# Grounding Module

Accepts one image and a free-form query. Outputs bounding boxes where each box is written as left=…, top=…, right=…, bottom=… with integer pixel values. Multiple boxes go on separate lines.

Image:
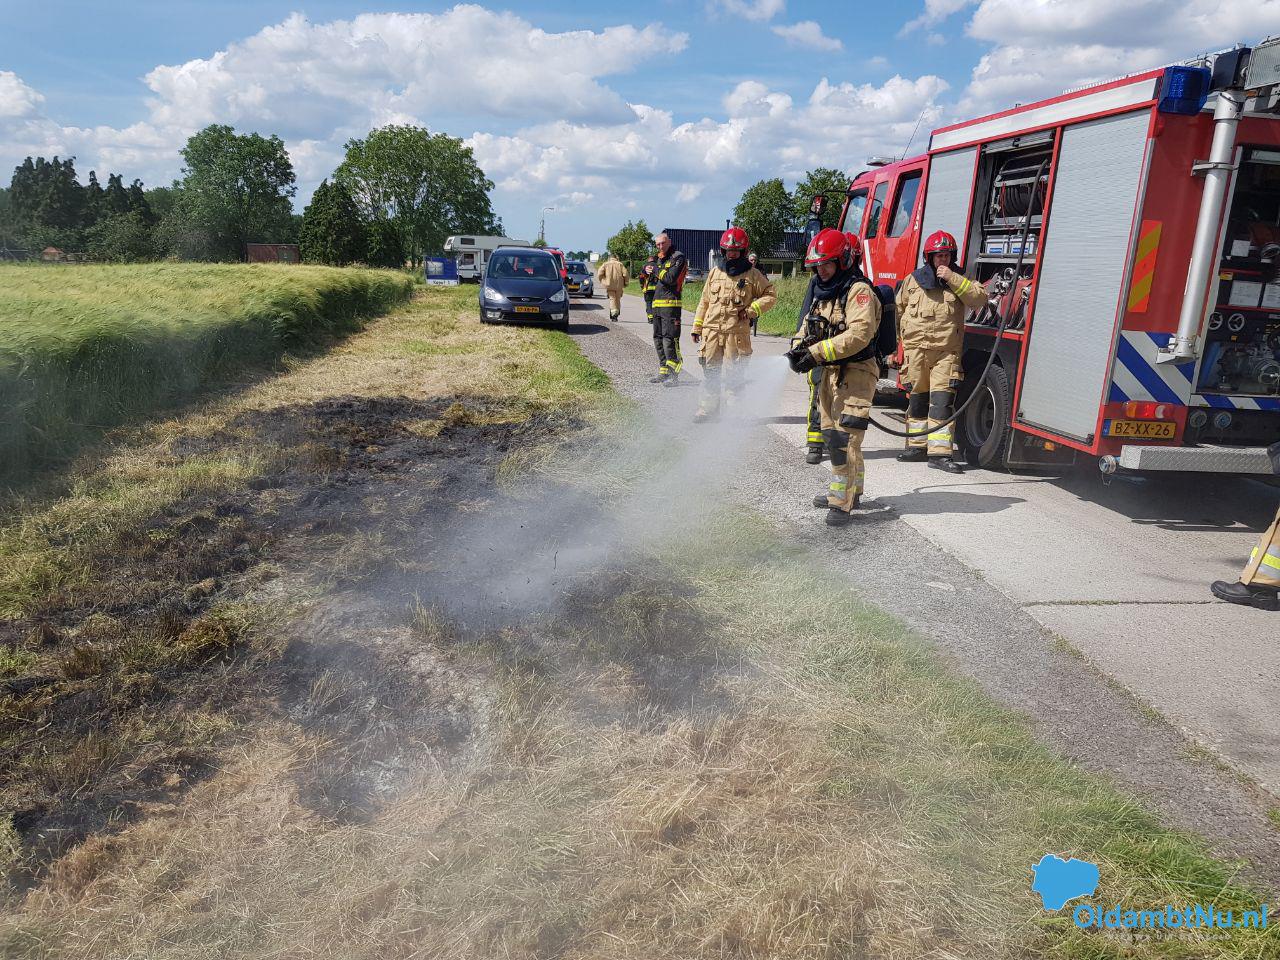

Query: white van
left=443, top=235, right=532, bottom=281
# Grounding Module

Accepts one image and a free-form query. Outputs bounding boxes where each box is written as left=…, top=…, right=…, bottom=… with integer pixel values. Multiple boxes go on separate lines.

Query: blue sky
left=2, top=1, right=1277, bottom=250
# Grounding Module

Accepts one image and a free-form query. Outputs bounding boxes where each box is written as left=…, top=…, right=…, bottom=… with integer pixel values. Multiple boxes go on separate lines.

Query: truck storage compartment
left=967, top=134, right=1052, bottom=330
left=1196, top=146, right=1280, bottom=401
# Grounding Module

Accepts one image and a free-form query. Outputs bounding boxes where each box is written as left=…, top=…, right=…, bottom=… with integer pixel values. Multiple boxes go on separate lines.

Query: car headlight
left=482, top=284, right=508, bottom=304
left=550, top=287, right=567, bottom=303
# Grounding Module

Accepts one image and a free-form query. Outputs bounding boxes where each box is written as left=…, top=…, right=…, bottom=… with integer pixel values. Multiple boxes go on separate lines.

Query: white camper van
left=443, top=235, right=532, bottom=281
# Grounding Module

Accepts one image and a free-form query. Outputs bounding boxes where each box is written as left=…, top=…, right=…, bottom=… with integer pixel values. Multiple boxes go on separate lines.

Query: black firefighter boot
left=1211, top=580, right=1280, bottom=611
left=824, top=507, right=854, bottom=527
left=929, top=456, right=965, bottom=474
left=897, top=448, right=927, bottom=463
left=805, top=443, right=825, bottom=465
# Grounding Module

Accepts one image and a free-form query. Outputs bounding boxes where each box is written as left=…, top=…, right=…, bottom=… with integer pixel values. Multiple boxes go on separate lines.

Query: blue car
left=479, top=247, right=569, bottom=332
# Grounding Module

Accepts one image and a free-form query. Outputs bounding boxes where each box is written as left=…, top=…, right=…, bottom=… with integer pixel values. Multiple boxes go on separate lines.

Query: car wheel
left=957, top=363, right=1011, bottom=469
left=556, top=318, right=570, bottom=333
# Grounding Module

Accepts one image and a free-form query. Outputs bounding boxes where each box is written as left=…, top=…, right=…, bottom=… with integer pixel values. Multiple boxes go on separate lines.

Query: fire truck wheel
left=958, top=363, right=1011, bottom=469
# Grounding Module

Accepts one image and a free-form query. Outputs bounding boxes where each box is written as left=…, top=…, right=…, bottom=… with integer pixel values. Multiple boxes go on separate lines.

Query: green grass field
left=0, top=263, right=414, bottom=481
left=625, top=274, right=809, bottom=337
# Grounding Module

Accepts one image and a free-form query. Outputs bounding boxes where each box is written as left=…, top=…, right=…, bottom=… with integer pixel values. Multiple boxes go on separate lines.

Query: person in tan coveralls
left=595, top=253, right=629, bottom=322
left=691, top=226, right=776, bottom=422
left=786, top=229, right=881, bottom=528
left=895, top=230, right=991, bottom=473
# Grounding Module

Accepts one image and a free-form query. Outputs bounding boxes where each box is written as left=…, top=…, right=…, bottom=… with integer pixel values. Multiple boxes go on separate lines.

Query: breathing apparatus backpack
left=842, top=280, right=897, bottom=364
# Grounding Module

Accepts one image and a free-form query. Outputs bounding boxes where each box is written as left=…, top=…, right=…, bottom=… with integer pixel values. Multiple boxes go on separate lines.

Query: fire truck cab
left=840, top=39, right=1280, bottom=474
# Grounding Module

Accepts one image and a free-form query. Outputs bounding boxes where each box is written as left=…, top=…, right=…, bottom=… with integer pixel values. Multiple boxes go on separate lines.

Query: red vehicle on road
left=838, top=40, right=1280, bottom=475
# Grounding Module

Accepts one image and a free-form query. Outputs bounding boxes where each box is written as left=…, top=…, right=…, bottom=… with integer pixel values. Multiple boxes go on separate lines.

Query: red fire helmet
left=923, top=230, right=958, bottom=259
left=804, top=228, right=849, bottom=268
left=720, top=226, right=749, bottom=250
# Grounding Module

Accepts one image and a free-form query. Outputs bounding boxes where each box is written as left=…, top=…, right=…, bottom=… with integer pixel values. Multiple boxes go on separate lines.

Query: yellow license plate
left=514, top=305, right=541, bottom=313
left=1103, top=419, right=1176, bottom=439
left=567, top=283, right=579, bottom=290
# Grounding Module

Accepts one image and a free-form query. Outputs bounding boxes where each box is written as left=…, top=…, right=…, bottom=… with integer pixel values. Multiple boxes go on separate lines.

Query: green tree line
left=0, top=123, right=501, bottom=267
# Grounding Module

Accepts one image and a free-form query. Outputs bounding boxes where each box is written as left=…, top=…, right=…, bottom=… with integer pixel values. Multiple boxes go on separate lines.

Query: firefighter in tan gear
left=691, top=227, right=776, bottom=422
left=595, top=252, right=628, bottom=322
left=895, top=230, right=991, bottom=473
left=786, top=229, right=881, bottom=528
left=797, top=231, right=865, bottom=464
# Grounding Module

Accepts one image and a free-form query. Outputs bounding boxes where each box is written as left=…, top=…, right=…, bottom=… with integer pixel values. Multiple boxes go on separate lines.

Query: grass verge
left=0, top=286, right=1273, bottom=958
left=0, top=263, right=414, bottom=480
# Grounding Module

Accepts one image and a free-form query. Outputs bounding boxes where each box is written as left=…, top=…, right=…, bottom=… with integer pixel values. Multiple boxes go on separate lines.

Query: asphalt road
left=565, top=291, right=1280, bottom=885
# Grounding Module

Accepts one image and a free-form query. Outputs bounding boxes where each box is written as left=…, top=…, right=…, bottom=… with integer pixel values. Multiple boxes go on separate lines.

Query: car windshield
left=568, top=262, right=586, bottom=272
left=488, top=253, right=559, bottom=280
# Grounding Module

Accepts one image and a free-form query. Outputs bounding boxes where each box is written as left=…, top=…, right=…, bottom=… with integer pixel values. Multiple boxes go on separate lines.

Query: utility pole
left=539, top=205, right=555, bottom=246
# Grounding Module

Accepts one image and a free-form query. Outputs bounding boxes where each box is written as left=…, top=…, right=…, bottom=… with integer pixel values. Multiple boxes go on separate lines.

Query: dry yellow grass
left=0, top=288, right=1273, bottom=960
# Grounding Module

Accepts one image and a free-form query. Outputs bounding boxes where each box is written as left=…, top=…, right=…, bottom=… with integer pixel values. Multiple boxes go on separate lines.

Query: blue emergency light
left=1158, top=65, right=1211, bottom=115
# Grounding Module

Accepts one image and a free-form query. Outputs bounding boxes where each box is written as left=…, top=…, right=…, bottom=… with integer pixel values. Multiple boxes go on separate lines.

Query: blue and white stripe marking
left=1108, top=332, right=1194, bottom=405
left=1192, top=393, right=1280, bottom=411
left=1108, top=330, right=1280, bottom=410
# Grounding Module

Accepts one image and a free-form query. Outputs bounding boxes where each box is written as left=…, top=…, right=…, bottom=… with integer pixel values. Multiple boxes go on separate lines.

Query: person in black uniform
left=649, top=231, right=687, bottom=385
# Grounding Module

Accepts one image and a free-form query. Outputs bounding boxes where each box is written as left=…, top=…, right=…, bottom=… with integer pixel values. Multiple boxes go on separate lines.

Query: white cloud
left=900, top=0, right=975, bottom=36
left=469, top=71, right=949, bottom=210
left=142, top=9, right=689, bottom=136
left=0, top=7, right=689, bottom=201
left=771, top=21, right=843, bottom=51
left=0, top=71, right=45, bottom=119
left=958, top=0, right=1280, bottom=114
left=710, top=0, right=786, bottom=21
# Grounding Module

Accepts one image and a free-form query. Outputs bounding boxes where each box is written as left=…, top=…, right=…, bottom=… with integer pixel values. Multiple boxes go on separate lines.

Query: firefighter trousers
left=806, top=366, right=823, bottom=447
left=697, top=324, right=751, bottom=415
left=904, top=347, right=961, bottom=455
left=818, top=357, right=878, bottom=511
left=644, top=291, right=655, bottom=323
left=606, top=287, right=623, bottom=318
left=1242, top=508, right=1280, bottom=589
left=652, top=307, right=683, bottom=377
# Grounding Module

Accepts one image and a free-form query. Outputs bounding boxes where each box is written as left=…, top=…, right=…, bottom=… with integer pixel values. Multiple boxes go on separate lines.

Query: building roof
left=661, top=227, right=806, bottom=268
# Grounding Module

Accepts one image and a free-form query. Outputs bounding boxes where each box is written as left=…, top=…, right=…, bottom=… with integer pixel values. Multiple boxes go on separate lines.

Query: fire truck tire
left=958, top=363, right=1011, bottom=469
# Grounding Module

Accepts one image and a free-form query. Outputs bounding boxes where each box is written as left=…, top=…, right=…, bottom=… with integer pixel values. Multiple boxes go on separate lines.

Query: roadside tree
left=336, top=125, right=500, bottom=269
left=365, top=217, right=407, bottom=269
left=606, top=219, right=651, bottom=268
left=167, top=125, right=297, bottom=261
left=86, top=212, right=157, bottom=262
left=733, top=179, right=793, bottom=261
left=299, top=179, right=366, bottom=266
left=9, top=156, right=86, bottom=248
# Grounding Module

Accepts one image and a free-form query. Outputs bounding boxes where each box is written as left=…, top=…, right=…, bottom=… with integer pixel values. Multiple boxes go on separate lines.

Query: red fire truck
left=839, top=39, right=1280, bottom=473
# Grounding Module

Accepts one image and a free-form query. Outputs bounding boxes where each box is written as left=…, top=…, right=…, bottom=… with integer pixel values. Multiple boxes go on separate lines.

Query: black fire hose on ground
left=862, top=157, right=1047, bottom=440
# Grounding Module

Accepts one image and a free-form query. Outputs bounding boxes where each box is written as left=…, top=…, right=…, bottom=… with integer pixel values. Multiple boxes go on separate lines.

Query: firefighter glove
left=691, top=328, right=702, bottom=344
left=786, top=344, right=818, bottom=374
